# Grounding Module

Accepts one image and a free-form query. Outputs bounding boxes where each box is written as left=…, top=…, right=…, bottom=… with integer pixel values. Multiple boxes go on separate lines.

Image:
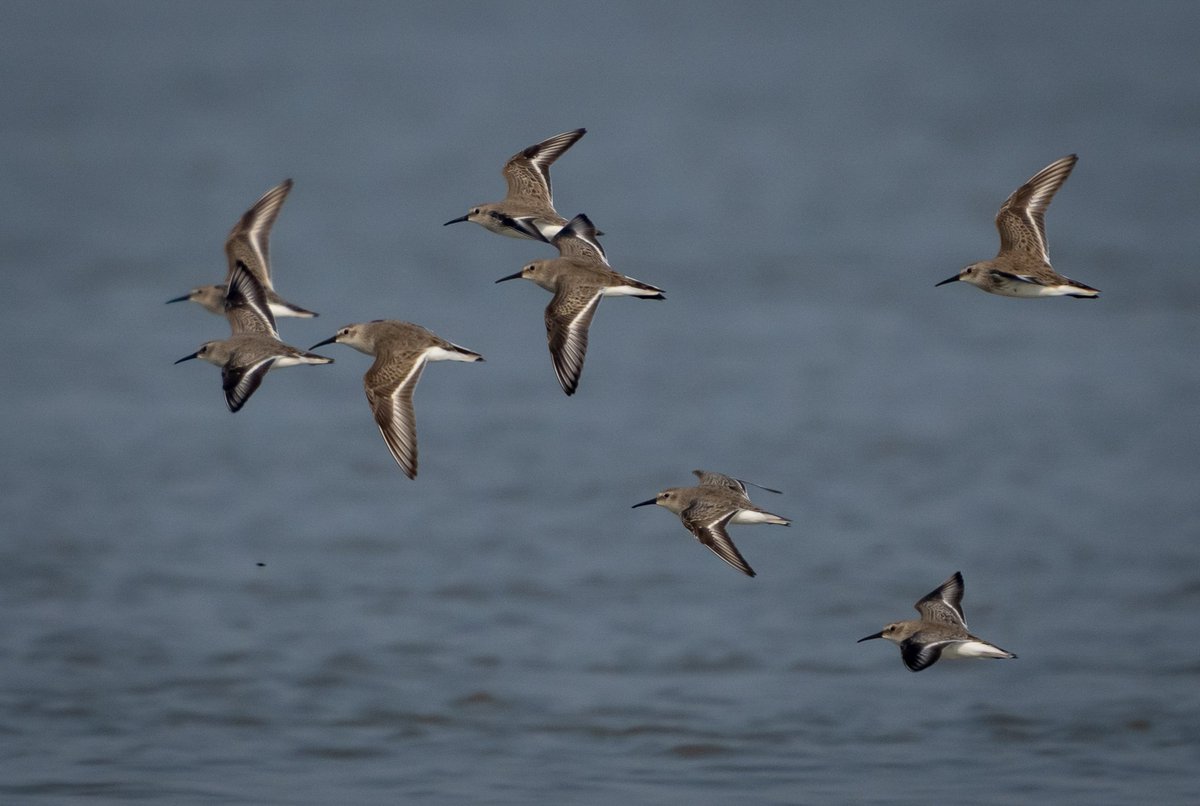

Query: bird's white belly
left=941, top=640, right=1009, bottom=660
left=729, top=509, right=777, bottom=524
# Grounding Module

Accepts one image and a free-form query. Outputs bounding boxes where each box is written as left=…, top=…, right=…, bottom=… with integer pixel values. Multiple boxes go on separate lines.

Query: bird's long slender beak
left=166, top=293, right=191, bottom=304
left=934, top=274, right=960, bottom=287
left=444, top=214, right=470, bottom=226
left=309, top=335, right=338, bottom=350
left=857, top=631, right=884, bottom=643
left=495, top=271, right=524, bottom=284
left=631, top=498, right=658, bottom=509
left=174, top=352, right=199, bottom=364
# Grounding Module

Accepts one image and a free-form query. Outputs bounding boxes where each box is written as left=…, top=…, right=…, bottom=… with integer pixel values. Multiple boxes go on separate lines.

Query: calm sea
left=2, top=2, right=1198, bottom=803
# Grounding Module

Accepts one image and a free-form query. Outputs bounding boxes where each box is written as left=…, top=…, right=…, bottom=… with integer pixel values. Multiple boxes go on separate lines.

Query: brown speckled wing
left=224, top=179, right=292, bottom=288
left=364, top=350, right=427, bottom=478
left=544, top=284, right=603, bottom=396
left=553, top=213, right=608, bottom=265
left=681, top=503, right=755, bottom=577
left=693, top=470, right=748, bottom=496
left=914, top=571, right=967, bottom=629
left=224, top=261, right=278, bottom=337
left=502, top=129, right=585, bottom=207
left=995, top=155, right=1076, bottom=262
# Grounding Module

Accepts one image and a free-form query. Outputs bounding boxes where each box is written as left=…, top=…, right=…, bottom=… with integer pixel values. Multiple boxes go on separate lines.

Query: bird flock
left=171, top=129, right=1099, bottom=671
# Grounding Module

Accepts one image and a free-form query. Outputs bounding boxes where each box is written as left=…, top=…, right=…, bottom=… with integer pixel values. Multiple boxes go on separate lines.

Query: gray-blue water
left=2, top=2, right=1199, bottom=803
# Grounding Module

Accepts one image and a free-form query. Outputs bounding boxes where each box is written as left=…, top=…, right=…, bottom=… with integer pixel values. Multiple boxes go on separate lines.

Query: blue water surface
left=1, top=2, right=1198, bottom=803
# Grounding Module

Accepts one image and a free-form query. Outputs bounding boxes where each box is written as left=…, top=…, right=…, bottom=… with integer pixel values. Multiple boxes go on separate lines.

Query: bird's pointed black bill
left=495, top=271, right=524, bottom=283
left=309, top=335, right=338, bottom=350
left=935, top=275, right=960, bottom=287
left=857, top=631, right=885, bottom=643
left=444, top=215, right=470, bottom=226
left=631, top=498, right=658, bottom=509
left=166, top=294, right=191, bottom=304
left=174, top=352, right=199, bottom=364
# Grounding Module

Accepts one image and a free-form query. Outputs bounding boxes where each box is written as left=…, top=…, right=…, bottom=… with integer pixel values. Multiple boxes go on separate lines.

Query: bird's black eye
left=471, top=208, right=480, bottom=215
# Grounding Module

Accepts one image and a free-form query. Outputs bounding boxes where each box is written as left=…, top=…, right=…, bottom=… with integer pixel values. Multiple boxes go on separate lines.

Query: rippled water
left=2, top=2, right=1199, bottom=803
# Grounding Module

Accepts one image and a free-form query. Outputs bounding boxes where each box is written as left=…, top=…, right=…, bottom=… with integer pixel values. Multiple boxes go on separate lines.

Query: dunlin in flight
left=495, top=213, right=663, bottom=395
left=936, top=155, right=1098, bottom=298
left=311, top=320, right=483, bottom=479
left=632, top=470, right=789, bottom=577
left=174, top=262, right=331, bottom=412
left=444, top=128, right=593, bottom=242
left=169, top=179, right=318, bottom=318
left=858, top=571, right=1017, bottom=672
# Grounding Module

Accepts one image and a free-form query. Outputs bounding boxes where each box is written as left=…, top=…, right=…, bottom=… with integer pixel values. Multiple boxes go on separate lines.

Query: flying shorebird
left=174, top=262, right=331, bottom=412
left=168, top=179, right=318, bottom=318
left=857, top=571, right=1017, bottom=672
left=495, top=213, right=663, bottom=396
left=935, top=155, right=1099, bottom=298
left=444, top=128, right=597, bottom=243
left=311, top=320, right=483, bottom=479
left=632, top=470, right=790, bottom=577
